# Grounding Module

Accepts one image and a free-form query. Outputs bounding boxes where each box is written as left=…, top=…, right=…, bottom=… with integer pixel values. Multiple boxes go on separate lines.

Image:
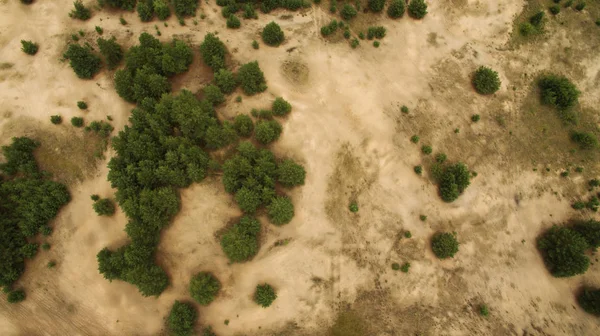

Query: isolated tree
left=341, top=4, right=357, bottom=20
left=7, top=290, right=26, bottom=303
left=439, top=163, right=470, bottom=202
left=70, top=1, right=91, bottom=21
left=199, top=33, right=227, bottom=71
left=368, top=0, right=385, bottom=12
left=168, top=301, right=197, bottom=336
left=233, top=114, right=254, bottom=137
left=254, top=284, right=277, bottom=307
left=97, top=36, right=123, bottom=69
left=63, top=44, right=101, bottom=79
left=237, top=61, right=267, bottom=95
left=220, top=216, right=261, bottom=262
left=431, top=232, right=459, bottom=259
left=539, top=74, right=580, bottom=110
left=537, top=226, right=590, bottom=277
left=408, top=0, right=428, bottom=19
left=578, top=288, right=600, bottom=316
left=21, top=40, right=38, bottom=55
left=262, top=22, right=285, bottom=46
left=387, top=0, right=405, bottom=18
left=472, top=66, right=501, bottom=95
left=214, top=68, right=237, bottom=94
left=277, top=159, right=305, bottom=187
left=93, top=198, right=116, bottom=216
left=268, top=196, right=294, bottom=225
left=50, top=115, right=62, bottom=124
left=272, top=97, right=292, bottom=116
left=255, top=120, right=282, bottom=144
left=190, top=272, right=221, bottom=305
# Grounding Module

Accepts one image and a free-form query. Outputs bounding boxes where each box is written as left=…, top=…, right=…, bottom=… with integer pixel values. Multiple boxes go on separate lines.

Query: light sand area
left=1, top=0, right=600, bottom=335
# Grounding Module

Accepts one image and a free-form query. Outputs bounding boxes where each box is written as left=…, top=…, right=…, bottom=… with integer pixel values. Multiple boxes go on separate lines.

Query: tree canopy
left=537, top=226, right=590, bottom=277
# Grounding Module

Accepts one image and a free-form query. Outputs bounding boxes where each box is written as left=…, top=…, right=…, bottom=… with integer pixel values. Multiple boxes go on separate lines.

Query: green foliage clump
left=575, top=2, right=586, bottom=11
left=414, top=165, right=422, bottom=175
left=42, top=243, right=50, bottom=251
left=172, top=0, right=199, bottom=17
left=233, top=115, right=254, bottom=137
left=262, top=22, right=285, bottom=46
left=539, top=74, right=580, bottom=113
left=367, top=26, right=386, bottom=40
left=63, top=44, right=101, bottom=79
left=255, top=120, right=282, bottom=144
left=537, top=226, right=590, bottom=277
left=50, top=115, right=62, bottom=125
left=471, top=114, right=480, bottom=122
left=88, top=120, right=114, bottom=137
left=190, top=272, right=221, bottom=305
left=21, top=243, right=38, bottom=259
left=77, top=101, right=87, bottom=109
left=237, top=61, right=267, bottom=95
left=391, top=263, right=400, bottom=270
left=480, top=304, right=489, bottom=317
left=0, top=137, right=70, bottom=289
left=400, top=262, right=410, bottom=272
left=101, top=0, right=137, bottom=10
left=252, top=40, right=259, bottom=49
left=168, top=301, right=197, bottom=336
left=350, top=38, right=359, bottom=49
left=154, top=0, right=171, bottom=20
left=268, top=196, right=295, bottom=225
left=578, top=288, right=600, bottom=316
left=95, top=26, right=103, bottom=35
left=221, top=216, right=261, bottom=262
left=227, top=15, right=241, bottom=29
left=97, top=36, right=123, bottom=70
left=70, top=1, right=91, bottom=21
left=254, top=283, right=277, bottom=307
left=472, top=66, right=501, bottom=95
left=408, top=0, right=428, bottom=19
left=438, top=163, right=470, bottom=202
left=570, top=131, right=598, bottom=149
left=137, top=1, right=154, bottom=22
left=435, top=153, right=447, bottom=163
left=7, top=290, right=26, bottom=303
left=215, top=69, right=237, bottom=94
left=204, top=85, right=225, bottom=106
left=421, top=145, right=432, bottom=155
left=549, top=5, right=560, bottom=15
left=21, top=40, right=38, bottom=55
left=244, top=3, right=258, bottom=19
left=368, top=0, right=385, bottom=12
left=277, top=159, right=306, bottom=187
left=93, top=198, right=116, bottom=216
left=341, top=4, right=357, bottom=20
left=572, top=220, right=600, bottom=249
left=410, top=135, right=419, bottom=143
left=349, top=202, right=358, bottom=213
left=71, top=117, right=84, bottom=127
left=431, top=232, right=459, bottom=259
left=272, top=97, right=292, bottom=116
left=387, top=0, right=405, bottom=18
left=321, top=20, right=339, bottom=37
left=373, top=41, right=380, bottom=48
left=529, top=11, right=545, bottom=30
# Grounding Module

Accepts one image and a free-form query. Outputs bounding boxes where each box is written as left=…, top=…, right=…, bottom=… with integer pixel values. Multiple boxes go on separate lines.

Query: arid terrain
left=1, top=0, right=600, bottom=335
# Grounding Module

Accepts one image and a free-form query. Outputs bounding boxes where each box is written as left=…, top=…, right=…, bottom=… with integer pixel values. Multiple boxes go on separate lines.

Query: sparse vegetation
left=321, top=20, right=339, bottom=37
left=71, top=117, right=84, bottom=127
left=168, top=301, right=197, bottom=336
left=400, top=262, right=410, bottom=272
left=410, top=135, right=419, bottom=143
left=480, top=304, right=490, bottom=317
left=349, top=202, right=358, bottom=213
left=367, top=26, right=386, bottom=40
left=471, top=114, right=480, bottom=122
left=431, top=232, right=459, bottom=259
left=538, top=74, right=580, bottom=111
left=190, top=272, right=220, bottom=305
left=472, top=66, right=501, bottom=95
left=570, top=131, right=598, bottom=149
left=549, top=5, right=560, bottom=15
left=227, top=14, right=241, bottom=29
left=341, top=4, right=357, bottom=20
left=21, top=40, right=38, bottom=55
left=254, top=283, right=277, bottom=307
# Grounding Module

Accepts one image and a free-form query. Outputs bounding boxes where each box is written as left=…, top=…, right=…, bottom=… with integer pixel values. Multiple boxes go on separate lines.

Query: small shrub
left=472, top=66, right=501, bottom=95
left=119, top=17, right=127, bottom=25
left=47, top=261, right=56, bottom=268
left=367, top=26, right=386, bottom=40
left=71, top=117, right=84, bottom=127
left=63, top=44, right=101, bottom=79
left=277, top=159, right=306, bottom=187
left=570, top=131, right=598, bottom=149
left=349, top=202, right=358, bottom=213
left=401, top=105, right=409, bottom=113
left=480, top=304, right=489, bottom=317
left=237, top=61, right=267, bottom=95
left=431, top=232, right=459, bottom=259
left=233, top=115, right=254, bottom=137
left=387, top=0, right=405, bottom=18
left=373, top=41, right=380, bottom=48
left=329, top=0, right=337, bottom=13
left=244, top=3, right=258, bottom=19
left=172, top=0, right=199, bottom=17
left=435, top=153, right=447, bottom=163
left=77, top=101, right=88, bottom=109
left=50, top=115, right=62, bottom=124
left=391, top=262, right=400, bottom=270
left=575, top=2, right=586, bottom=11
left=272, top=97, right=292, bottom=116
left=42, top=243, right=50, bottom=251
left=262, top=22, right=285, bottom=46
left=590, top=179, right=600, bottom=187
left=408, top=0, right=428, bottom=19
left=7, top=290, right=25, bottom=303
left=537, top=226, right=589, bottom=277
left=538, top=74, right=580, bottom=110
left=95, top=26, right=103, bottom=35
left=21, top=243, right=38, bottom=259
left=577, top=288, right=600, bottom=316
left=419, top=215, right=427, bottom=221
left=471, top=114, right=480, bottom=122
left=255, top=120, right=282, bottom=144
left=400, top=262, right=410, bottom=273
left=190, top=272, right=221, bottom=305
left=549, top=5, right=560, bottom=15
left=214, top=69, right=237, bottom=94
left=341, top=4, right=357, bottom=20
left=519, top=22, right=536, bottom=36
left=97, top=36, right=123, bottom=70
left=350, top=38, right=359, bottom=49
left=252, top=40, right=259, bottom=49
left=321, top=20, right=339, bottom=37
left=421, top=145, right=432, bottom=155
left=404, top=231, right=412, bottom=239
left=268, top=196, right=295, bottom=225
left=410, top=135, right=419, bottom=143
left=560, top=171, right=569, bottom=177
left=21, top=40, right=38, bottom=55
left=93, top=198, right=115, bottom=216
left=414, top=165, right=422, bottom=175
left=529, top=11, right=545, bottom=29
left=40, top=225, right=53, bottom=236
left=227, top=14, right=241, bottom=29
left=343, top=30, right=351, bottom=39
left=70, top=1, right=91, bottom=21
left=168, top=301, right=197, bottom=336
left=254, top=284, right=277, bottom=307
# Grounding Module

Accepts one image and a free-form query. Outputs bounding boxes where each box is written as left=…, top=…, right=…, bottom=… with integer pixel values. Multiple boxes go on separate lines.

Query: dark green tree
left=70, top=1, right=91, bottom=21
left=97, top=36, right=124, bottom=70
left=21, top=40, right=38, bottom=55
left=341, top=4, right=357, bottom=20
left=189, top=272, right=221, bottom=305
left=220, top=216, right=261, bottom=262
left=539, top=74, right=580, bottom=110
left=137, top=1, right=154, bottom=22
left=199, top=33, right=227, bottom=71
left=472, top=66, right=501, bottom=95
left=408, top=0, right=428, bottom=19
left=93, top=198, right=116, bottom=216
left=237, top=61, right=267, bottom=95
left=387, top=0, right=405, bottom=18
left=63, top=44, right=102, bottom=79
left=254, top=283, right=277, bottom=307
left=577, top=288, right=600, bottom=316
left=154, top=0, right=171, bottom=20
left=277, top=159, right=305, bottom=187
left=172, top=0, right=198, bottom=17
left=439, top=163, right=470, bottom=202
left=214, top=68, right=237, bottom=94
left=262, top=22, right=285, bottom=46
left=368, top=0, right=385, bottom=12
left=268, top=196, right=294, bottom=225
left=255, top=120, right=282, bottom=144
left=431, top=232, right=459, bottom=259
left=537, top=226, right=590, bottom=277
left=168, top=301, right=197, bottom=336
left=272, top=97, right=292, bottom=116
left=203, top=85, right=225, bottom=106
left=233, top=115, right=254, bottom=137
left=7, top=290, right=26, bottom=303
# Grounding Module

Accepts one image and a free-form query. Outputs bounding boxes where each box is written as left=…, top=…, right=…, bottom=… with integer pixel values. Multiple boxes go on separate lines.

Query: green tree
left=214, top=69, right=237, bottom=94
left=203, top=85, right=225, bottom=106
left=70, top=1, right=91, bottom=20
left=262, top=22, right=285, bottom=46
left=472, top=66, right=501, bottom=95
left=277, top=159, right=305, bottom=187
left=268, top=196, right=294, bottom=225
left=572, top=220, right=600, bottom=249
left=172, top=0, right=198, bottom=17
left=21, top=40, right=38, bottom=55
left=71, top=117, right=84, bottom=127
left=255, top=120, right=282, bottom=144
left=199, top=33, right=227, bottom=71
left=387, top=0, right=405, bottom=18
left=233, top=115, right=254, bottom=137
left=537, top=226, right=590, bottom=277
left=50, top=115, right=62, bottom=124
left=577, top=288, right=600, bottom=316
left=254, top=284, right=277, bottom=307
left=137, top=1, right=154, bottom=22
left=97, top=36, right=124, bottom=69
left=431, top=232, right=459, bottom=259
left=237, top=61, right=267, bottom=95
left=189, top=272, right=221, bottom=305
left=439, top=163, right=470, bottom=202
left=272, top=97, right=292, bottom=116
left=408, top=0, right=428, bottom=19
left=341, top=4, right=357, bottom=20
left=570, top=131, right=598, bottom=150
left=93, top=198, right=116, bottom=216
left=227, top=14, right=241, bottom=28
left=20, top=243, right=38, bottom=259
left=220, top=216, right=261, bottom=262
left=168, top=301, right=197, bottom=336
left=154, top=0, right=171, bottom=20
left=539, top=74, right=580, bottom=110
left=7, top=290, right=26, bottom=303
left=63, top=44, right=101, bottom=79
left=368, top=0, right=385, bottom=12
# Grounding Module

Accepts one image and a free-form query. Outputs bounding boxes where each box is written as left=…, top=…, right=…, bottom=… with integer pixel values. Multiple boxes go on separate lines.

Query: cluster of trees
left=367, top=26, right=386, bottom=40
left=571, top=131, right=598, bottom=150
left=217, top=0, right=309, bottom=14
left=438, top=163, right=471, bottom=202
left=0, top=137, right=70, bottom=301
left=114, top=33, right=192, bottom=103
left=431, top=232, right=459, bottom=259
left=520, top=11, right=545, bottom=36
left=321, top=20, right=340, bottom=37
left=537, top=221, right=600, bottom=277
left=472, top=66, right=501, bottom=95
left=137, top=0, right=172, bottom=22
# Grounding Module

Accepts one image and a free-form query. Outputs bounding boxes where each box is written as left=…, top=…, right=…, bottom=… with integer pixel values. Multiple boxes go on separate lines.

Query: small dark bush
left=215, top=69, right=237, bottom=94
left=190, top=272, right=221, bottom=305
left=268, top=196, right=294, bottom=225
left=42, top=243, right=50, bottom=251
left=321, top=20, right=339, bottom=37
left=255, top=120, right=282, bottom=144
left=391, top=262, right=400, bottom=270
left=400, top=262, right=410, bottom=272
left=21, top=40, right=38, bottom=55
left=420, top=215, right=427, bottom=221
left=350, top=38, right=359, bottom=49
left=530, top=11, right=545, bottom=29
left=63, top=44, right=101, bottom=79
left=7, top=290, right=25, bottom=303
left=168, top=301, right=197, bottom=336
left=549, top=5, right=560, bottom=15
left=237, top=61, right=267, bottom=95
left=575, top=2, right=586, bottom=11
left=341, top=4, right=358, bottom=20
left=431, top=232, right=459, bottom=259
left=233, top=115, right=254, bottom=137
left=367, top=26, right=386, bottom=39
left=410, top=135, right=419, bottom=143
left=368, top=0, right=385, bottom=12
left=262, top=22, right=285, bottom=46
left=95, top=26, right=103, bottom=35
left=50, top=115, right=62, bottom=124
left=137, top=2, right=153, bottom=22
left=519, top=22, right=536, bottom=36
left=435, top=153, right=447, bottom=164
left=572, top=201, right=585, bottom=210
left=254, top=284, right=277, bottom=307
left=252, top=40, right=259, bottom=49
left=272, top=97, right=292, bottom=116
left=349, top=202, right=358, bottom=213
left=572, top=220, right=600, bottom=249
left=414, top=165, right=422, bottom=175
left=21, top=243, right=38, bottom=259
left=227, top=15, right=241, bottom=29
left=244, top=3, right=258, bottom=19
left=471, top=114, right=480, bottom=122
left=537, top=226, right=589, bottom=277
left=93, top=198, right=115, bottom=216
left=570, top=131, right=597, bottom=149
left=154, top=0, right=171, bottom=20
left=480, top=305, right=489, bottom=317
left=408, top=0, right=427, bottom=19
left=539, top=74, right=580, bottom=110
left=343, top=29, right=351, bottom=39
left=70, top=1, right=91, bottom=21
left=472, top=66, right=501, bottom=95
left=220, top=216, right=261, bottom=262
left=388, top=0, right=405, bottom=18
left=439, top=163, right=471, bottom=202
left=77, top=101, right=87, bottom=109
left=421, top=145, right=432, bottom=155
left=373, top=41, right=380, bottom=48
left=71, top=117, right=84, bottom=127
left=577, top=288, right=600, bottom=316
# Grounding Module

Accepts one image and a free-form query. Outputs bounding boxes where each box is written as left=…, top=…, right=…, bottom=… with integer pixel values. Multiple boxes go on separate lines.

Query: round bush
left=190, top=272, right=221, bottom=305
left=237, top=61, right=267, bottom=95
left=235, top=187, right=262, bottom=213
left=168, top=301, right=197, bottom=336
left=408, top=0, right=428, bottom=19
left=277, top=159, right=306, bottom=187
left=272, top=97, right=292, bottom=116
left=538, top=74, right=580, bottom=110
left=93, top=198, right=115, bottom=216
left=537, top=226, right=590, bottom=277
left=439, top=163, right=470, bottom=203
left=268, top=196, right=294, bottom=225
left=63, top=44, right=101, bottom=79
left=387, top=0, right=405, bottom=18
left=255, top=120, right=282, bottom=144
left=137, top=2, right=154, bottom=22
left=203, top=84, right=225, bottom=106
left=220, top=216, right=261, bottom=262
left=227, top=14, right=241, bottom=29
left=340, top=4, right=357, bottom=20
left=431, top=232, right=459, bottom=259
left=570, top=131, right=598, bottom=150
left=7, top=290, right=26, bottom=303
left=21, top=40, right=38, bottom=55
left=233, top=114, right=254, bottom=137
left=71, top=117, right=84, bottom=127
left=154, top=0, right=171, bottom=20
left=215, top=69, right=237, bottom=94
left=472, top=66, right=501, bottom=95
left=254, top=283, right=277, bottom=307
left=50, top=115, right=62, bottom=125
left=368, top=0, right=385, bottom=12
left=262, top=22, right=284, bottom=46
left=577, top=288, right=600, bottom=316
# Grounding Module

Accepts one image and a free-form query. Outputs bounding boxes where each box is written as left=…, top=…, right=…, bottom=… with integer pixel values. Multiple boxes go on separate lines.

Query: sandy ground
left=1, top=0, right=600, bottom=335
